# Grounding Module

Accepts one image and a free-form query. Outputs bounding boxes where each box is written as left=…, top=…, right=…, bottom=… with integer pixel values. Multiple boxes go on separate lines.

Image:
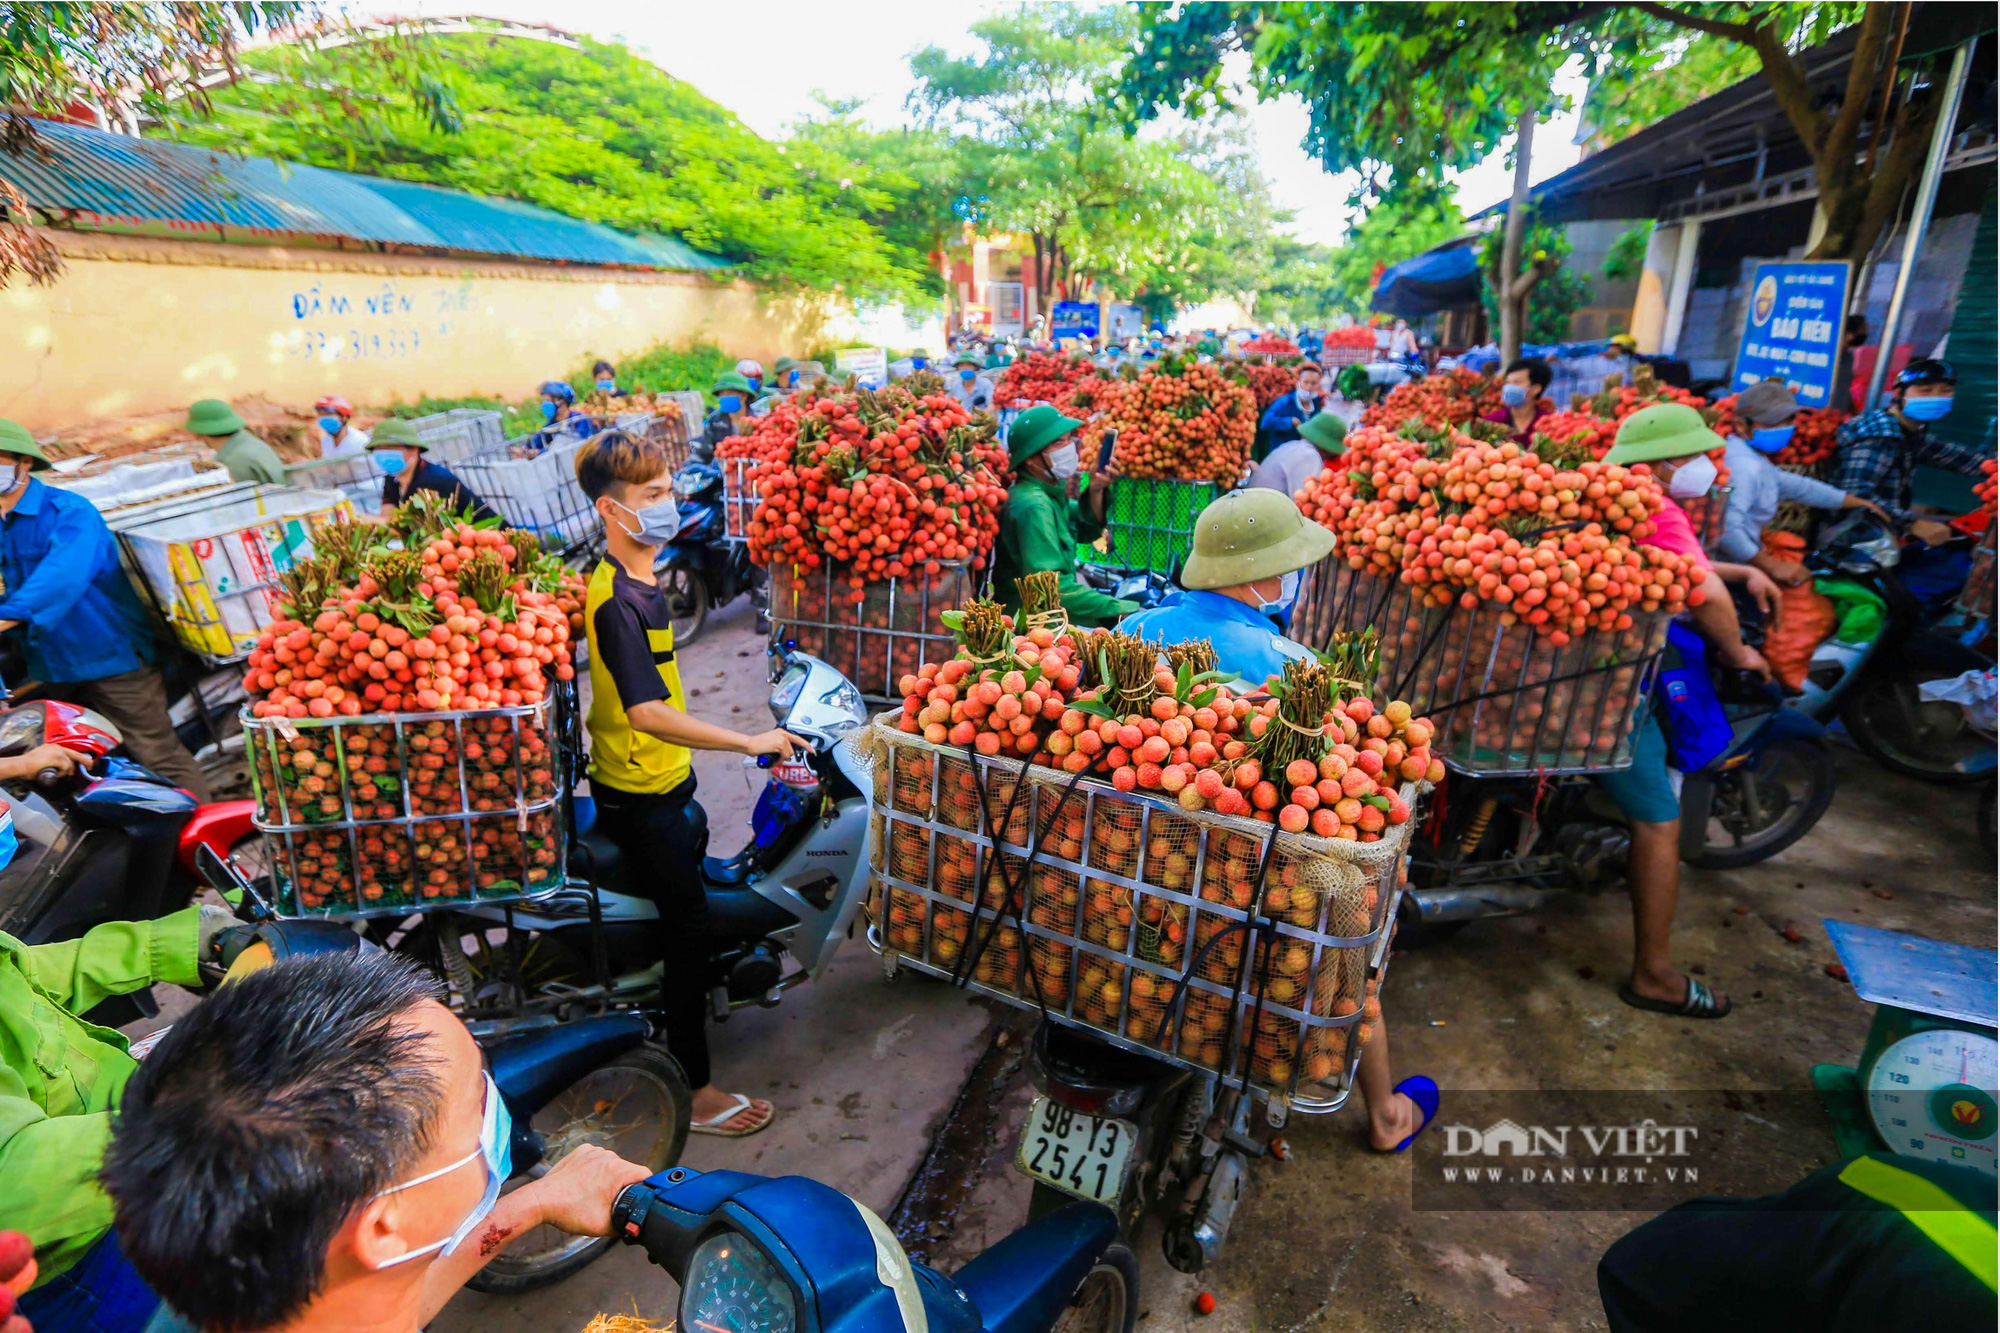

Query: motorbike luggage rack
left=866, top=721, right=1419, bottom=1115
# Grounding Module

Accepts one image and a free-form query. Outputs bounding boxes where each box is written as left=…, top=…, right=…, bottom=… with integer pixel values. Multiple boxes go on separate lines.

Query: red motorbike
left=0, top=694, right=257, bottom=1024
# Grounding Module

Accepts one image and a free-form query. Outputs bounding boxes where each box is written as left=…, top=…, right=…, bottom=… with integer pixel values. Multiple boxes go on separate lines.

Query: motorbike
left=613, top=1165, right=1136, bottom=1333
left=0, top=689, right=260, bottom=1024
left=368, top=653, right=876, bottom=1037
left=656, top=458, right=762, bottom=646
left=1791, top=512, right=1993, bottom=785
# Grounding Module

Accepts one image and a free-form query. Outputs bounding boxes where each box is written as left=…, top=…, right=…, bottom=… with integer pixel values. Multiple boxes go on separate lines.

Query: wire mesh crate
left=1678, top=483, right=1733, bottom=554
left=1320, top=347, right=1374, bottom=368
left=1287, top=559, right=1400, bottom=656
left=721, top=455, right=757, bottom=542
left=244, top=698, right=564, bottom=917
left=1375, top=580, right=1668, bottom=775
left=766, top=561, right=975, bottom=702
left=113, top=486, right=354, bottom=664
left=864, top=719, right=1414, bottom=1111
left=1077, top=477, right=1218, bottom=576
left=453, top=434, right=598, bottom=556
left=403, top=408, right=505, bottom=464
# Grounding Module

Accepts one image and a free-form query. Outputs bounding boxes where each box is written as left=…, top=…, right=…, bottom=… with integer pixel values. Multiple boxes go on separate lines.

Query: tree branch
left=1747, top=19, right=1835, bottom=160
left=1823, top=1, right=1895, bottom=173
left=1628, top=2, right=1757, bottom=44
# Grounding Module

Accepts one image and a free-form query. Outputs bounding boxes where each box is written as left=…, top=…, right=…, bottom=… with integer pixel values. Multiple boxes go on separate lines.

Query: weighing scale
left=1812, top=921, right=1997, bottom=1177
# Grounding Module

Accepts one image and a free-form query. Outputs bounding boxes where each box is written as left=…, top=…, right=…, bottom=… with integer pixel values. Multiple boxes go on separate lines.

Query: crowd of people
left=0, top=329, right=1989, bottom=1332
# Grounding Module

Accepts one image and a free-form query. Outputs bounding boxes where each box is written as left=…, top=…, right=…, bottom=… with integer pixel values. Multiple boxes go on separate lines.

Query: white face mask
left=1666, top=453, right=1718, bottom=499
left=1256, top=570, right=1301, bottom=615
left=1045, top=443, right=1080, bottom=481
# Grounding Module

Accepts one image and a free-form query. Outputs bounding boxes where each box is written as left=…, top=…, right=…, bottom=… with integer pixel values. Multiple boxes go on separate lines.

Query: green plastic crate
left=1077, top=477, right=1218, bottom=576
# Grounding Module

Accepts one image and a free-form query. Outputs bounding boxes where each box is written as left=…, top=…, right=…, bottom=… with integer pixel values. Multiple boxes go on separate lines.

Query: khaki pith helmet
left=1181, top=488, right=1336, bottom=590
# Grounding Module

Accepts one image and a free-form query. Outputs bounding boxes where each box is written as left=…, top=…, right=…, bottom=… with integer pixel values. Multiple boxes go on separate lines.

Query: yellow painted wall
left=0, top=230, right=833, bottom=432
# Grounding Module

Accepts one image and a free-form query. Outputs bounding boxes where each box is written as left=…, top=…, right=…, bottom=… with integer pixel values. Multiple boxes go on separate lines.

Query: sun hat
left=184, top=399, right=245, bottom=437
left=1181, top=488, right=1336, bottom=591
left=1299, top=413, right=1348, bottom=457
left=366, top=418, right=426, bottom=450
left=1006, top=404, right=1083, bottom=470
left=0, top=419, right=50, bottom=469
left=1603, top=403, right=1723, bottom=466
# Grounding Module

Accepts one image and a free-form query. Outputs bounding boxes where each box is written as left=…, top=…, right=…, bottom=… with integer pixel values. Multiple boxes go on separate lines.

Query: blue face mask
left=785, top=370, right=798, bottom=386
left=960, top=368, right=976, bottom=383
left=1749, top=423, right=1795, bottom=454
left=718, top=393, right=744, bottom=414
left=745, top=378, right=762, bottom=394
left=595, top=379, right=615, bottom=394
left=376, top=450, right=408, bottom=476
left=318, top=415, right=345, bottom=436
left=1902, top=394, right=1953, bottom=422
left=541, top=401, right=559, bottom=423
left=371, top=1072, right=511, bottom=1268
left=1501, top=383, right=1529, bottom=408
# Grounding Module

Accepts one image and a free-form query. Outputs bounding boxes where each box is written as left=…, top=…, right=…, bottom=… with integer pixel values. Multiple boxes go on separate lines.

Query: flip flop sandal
left=690, top=1093, right=776, bottom=1138
left=1619, top=977, right=1733, bottom=1019
left=1378, top=1075, right=1440, bottom=1154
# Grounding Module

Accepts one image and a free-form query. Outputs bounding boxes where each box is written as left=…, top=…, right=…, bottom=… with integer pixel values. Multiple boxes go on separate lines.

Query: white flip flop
left=690, top=1092, right=776, bottom=1138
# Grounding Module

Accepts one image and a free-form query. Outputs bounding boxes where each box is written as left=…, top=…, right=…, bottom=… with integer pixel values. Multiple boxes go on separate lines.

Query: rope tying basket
left=863, top=714, right=1420, bottom=1114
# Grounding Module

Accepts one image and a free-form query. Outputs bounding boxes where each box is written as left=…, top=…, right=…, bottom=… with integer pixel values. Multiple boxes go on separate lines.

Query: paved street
left=431, top=598, right=1995, bottom=1332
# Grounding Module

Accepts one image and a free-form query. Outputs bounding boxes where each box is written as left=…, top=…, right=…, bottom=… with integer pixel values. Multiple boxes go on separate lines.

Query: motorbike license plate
left=1014, top=1096, right=1135, bottom=1204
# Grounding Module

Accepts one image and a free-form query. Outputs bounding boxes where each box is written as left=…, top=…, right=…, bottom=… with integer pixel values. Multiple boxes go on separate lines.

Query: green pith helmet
left=1604, top=402, right=1723, bottom=465
left=1181, top=488, right=1336, bottom=591
left=774, top=356, right=797, bottom=374
left=955, top=351, right=982, bottom=369
left=366, top=417, right=426, bottom=450
left=0, top=419, right=50, bottom=470
left=1299, top=413, right=1348, bottom=457
left=713, top=371, right=756, bottom=395
left=1006, top=404, right=1082, bottom=470
left=185, top=398, right=245, bottom=436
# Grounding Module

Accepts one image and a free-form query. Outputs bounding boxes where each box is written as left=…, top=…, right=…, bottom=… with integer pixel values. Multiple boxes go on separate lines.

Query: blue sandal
left=1383, top=1075, right=1439, bottom=1153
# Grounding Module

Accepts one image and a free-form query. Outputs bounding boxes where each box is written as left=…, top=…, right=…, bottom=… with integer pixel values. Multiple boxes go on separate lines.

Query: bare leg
left=1624, top=819, right=1726, bottom=1008
left=1356, top=1018, right=1417, bottom=1150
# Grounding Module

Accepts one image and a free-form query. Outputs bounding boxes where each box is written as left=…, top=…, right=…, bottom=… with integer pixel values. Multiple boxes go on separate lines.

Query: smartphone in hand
left=1096, top=427, right=1117, bottom=473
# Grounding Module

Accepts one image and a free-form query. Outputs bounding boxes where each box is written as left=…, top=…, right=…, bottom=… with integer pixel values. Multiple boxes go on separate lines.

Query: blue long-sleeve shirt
left=0, top=479, right=157, bottom=682
left=1258, top=391, right=1320, bottom=447
left=1119, top=589, right=1313, bottom=692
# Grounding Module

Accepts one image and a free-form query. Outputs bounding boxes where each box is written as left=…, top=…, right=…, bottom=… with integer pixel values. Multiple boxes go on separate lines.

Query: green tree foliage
left=1480, top=218, right=1590, bottom=346
left=1121, top=2, right=1940, bottom=266
left=1600, top=220, right=1654, bottom=283
left=1326, top=190, right=1467, bottom=315
left=154, top=27, right=934, bottom=299
left=909, top=5, right=1268, bottom=312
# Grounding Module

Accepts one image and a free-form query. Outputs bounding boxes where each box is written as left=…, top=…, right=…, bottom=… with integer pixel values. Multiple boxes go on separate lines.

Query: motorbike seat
left=569, top=830, right=795, bottom=937
left=569, top=826, right=631, bottom=896
left=705, top=883, right=798, bottom=941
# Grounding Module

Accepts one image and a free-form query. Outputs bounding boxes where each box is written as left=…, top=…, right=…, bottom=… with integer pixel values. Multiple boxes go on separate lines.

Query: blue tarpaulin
left=1371, top=245, right=1482, bottom=318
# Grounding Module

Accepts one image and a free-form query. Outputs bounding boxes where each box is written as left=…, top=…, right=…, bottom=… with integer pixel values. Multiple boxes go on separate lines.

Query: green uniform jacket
left=992, top=476, right=1138, bottom=628
left=210, top=428, right=287, bottom=485
left=0, top=907, right=201, bottom=1285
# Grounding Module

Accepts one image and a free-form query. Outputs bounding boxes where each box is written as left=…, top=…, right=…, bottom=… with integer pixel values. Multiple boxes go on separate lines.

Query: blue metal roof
left=0, top=117, right=730, bottom=271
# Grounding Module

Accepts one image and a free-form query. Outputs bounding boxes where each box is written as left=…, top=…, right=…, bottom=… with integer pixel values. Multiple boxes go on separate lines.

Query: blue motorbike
left=657, top=458, right=762, bottom=646
left=612, top=1166, right=1137, bottom=1333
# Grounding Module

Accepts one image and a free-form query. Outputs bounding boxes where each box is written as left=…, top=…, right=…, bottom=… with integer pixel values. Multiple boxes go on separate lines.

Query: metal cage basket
left=766, top=560, right=977, bottom=703
left=865, top=718, right=1414, bottom=1112
left=722, top=455, right=757, bottom=543
left=453, top=434, right=598, bottom=555
left=244, top=697, right=564, bottom=917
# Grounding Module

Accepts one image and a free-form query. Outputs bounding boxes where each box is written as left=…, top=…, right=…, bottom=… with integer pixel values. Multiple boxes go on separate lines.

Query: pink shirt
left=1644, top=498, right=1704, bottom=560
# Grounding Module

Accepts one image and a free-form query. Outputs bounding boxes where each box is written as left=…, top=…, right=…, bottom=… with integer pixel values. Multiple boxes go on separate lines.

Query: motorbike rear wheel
left=660, top=563, right=710, bottom=646
left=466, top=1044, right=691, bottom=1294
left=1684, top=738, right=1836, bottom=869
left=1841, top=669, right=1993, bottom=785
left=1051, top=1242, right=1139, bottom=1333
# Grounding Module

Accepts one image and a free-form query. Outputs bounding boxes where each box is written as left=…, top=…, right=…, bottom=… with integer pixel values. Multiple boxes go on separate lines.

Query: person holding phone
left=992, top=405, right=1137, bottom=628
left=949, top=352, right=995, bottom=412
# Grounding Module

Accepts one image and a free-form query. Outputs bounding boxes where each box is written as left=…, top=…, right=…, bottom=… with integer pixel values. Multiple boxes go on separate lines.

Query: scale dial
left=1866, top=1026, right=1998, bottom=1177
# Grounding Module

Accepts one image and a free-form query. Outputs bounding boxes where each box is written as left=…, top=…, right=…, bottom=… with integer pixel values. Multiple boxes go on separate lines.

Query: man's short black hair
left=592, top=359, right=616, bottom=377
left=1296, top=363, right=1322, bottom=378
left=103, top=953, right=448, bottom=1333
left=1504, top=357, right=1553, bottom=392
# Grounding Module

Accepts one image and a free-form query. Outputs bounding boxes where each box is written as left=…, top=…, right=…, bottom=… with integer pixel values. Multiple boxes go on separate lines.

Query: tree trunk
left=1496, top=107, right=1536, bottom=363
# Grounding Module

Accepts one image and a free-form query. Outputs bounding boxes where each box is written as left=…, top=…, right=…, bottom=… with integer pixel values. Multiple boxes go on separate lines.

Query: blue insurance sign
left=1731, top=261, right=1851, bottom=409
left=1051, top=300, right=1099, bottom=340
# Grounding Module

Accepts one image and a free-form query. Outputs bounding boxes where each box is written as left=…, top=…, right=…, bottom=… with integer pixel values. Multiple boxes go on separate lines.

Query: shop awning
left=1371, top=245, right=1483, bottom=318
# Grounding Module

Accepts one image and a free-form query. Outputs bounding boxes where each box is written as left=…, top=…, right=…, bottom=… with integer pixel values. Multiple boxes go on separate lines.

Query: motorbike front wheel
left=1684, top=738, right=1836, bottom=869
left=1841, top=669, right=1993, bottom=785
left=659, top=563, right=710, bottom=646
left=1051, top=1242, right=1139, bottom=1333
left=466, top=1044, right=692, bottom=1294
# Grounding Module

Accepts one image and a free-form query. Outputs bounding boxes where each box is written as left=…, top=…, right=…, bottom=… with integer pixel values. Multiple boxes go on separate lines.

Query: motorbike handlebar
left=34, top=767, right=60, bottom=787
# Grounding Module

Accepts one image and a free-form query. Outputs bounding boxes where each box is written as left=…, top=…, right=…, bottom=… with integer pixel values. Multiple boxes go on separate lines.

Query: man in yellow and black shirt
left=577, top=431, right=808, bottom=1138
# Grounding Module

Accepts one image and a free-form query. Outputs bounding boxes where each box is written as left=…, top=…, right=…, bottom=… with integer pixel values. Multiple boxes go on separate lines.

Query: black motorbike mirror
left=194, top=841, right=279, bottom=922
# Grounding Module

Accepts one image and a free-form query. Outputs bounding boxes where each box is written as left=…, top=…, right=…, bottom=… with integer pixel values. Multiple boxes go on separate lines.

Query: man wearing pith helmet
left=0, top=418, right=211, bottom=798
left=1120, top=487, right=1444, bottom=1155
left=990, top=404, right=1136, bottom=628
